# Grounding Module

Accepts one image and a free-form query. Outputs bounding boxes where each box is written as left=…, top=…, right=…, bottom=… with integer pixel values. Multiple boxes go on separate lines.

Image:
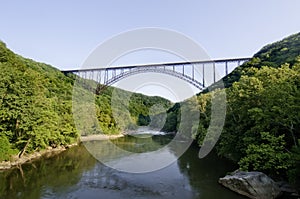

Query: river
left=0, top=130, right=246, bottom=199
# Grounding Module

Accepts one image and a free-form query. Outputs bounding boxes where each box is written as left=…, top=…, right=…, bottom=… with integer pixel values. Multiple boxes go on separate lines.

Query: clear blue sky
left=1, top=0, right=300, bottom=70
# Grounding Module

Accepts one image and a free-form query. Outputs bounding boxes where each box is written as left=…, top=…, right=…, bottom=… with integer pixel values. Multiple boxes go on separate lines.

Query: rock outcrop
left=219, top=170, right=281, bottom=199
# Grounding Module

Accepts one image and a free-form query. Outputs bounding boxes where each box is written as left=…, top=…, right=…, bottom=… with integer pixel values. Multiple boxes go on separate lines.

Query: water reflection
left=0, top=134, right=246, bottom=199
left=83, top=133, right=191, bottom=173
left=177, top=144, right=246, bottom=198
left=0, top=146, right=97, bottom=199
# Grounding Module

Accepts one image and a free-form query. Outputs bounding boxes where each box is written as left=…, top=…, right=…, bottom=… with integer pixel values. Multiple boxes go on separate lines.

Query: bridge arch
left=97, top=66, right=204, bottom=93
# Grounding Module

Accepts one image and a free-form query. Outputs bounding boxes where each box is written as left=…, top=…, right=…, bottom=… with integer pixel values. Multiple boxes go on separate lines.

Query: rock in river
left=219, top=170, right=281, bottom=199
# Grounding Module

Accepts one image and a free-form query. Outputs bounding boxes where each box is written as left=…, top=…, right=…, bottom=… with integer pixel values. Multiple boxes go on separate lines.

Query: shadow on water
left=0, top=135, right=247, bottom=199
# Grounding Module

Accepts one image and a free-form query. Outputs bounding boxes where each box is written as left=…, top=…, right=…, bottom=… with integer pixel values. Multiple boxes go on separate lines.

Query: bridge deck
left=62, top=57, right=251, bottom=73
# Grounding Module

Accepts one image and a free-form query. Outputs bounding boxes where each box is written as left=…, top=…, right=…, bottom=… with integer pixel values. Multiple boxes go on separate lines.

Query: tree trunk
left=18, top=138, right=31, bottom=158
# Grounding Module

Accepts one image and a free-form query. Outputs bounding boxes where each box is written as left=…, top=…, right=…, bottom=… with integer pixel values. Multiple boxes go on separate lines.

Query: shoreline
left=0, top=143, right=78, bottom=171
left=0, top=130, right=169, bottom=171
left=0, top=133, right=125, bottom=171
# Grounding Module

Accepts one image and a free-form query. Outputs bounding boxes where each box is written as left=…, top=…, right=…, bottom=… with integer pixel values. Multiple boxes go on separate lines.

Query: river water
left=0, top=131, right=246, bottom=199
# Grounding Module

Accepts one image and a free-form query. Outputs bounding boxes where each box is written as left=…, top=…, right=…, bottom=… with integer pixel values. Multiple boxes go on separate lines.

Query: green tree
left=239, top=132, right=291, bottom=174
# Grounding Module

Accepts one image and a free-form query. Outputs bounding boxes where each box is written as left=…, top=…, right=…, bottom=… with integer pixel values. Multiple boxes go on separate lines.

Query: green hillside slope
left=0, top=41, right=171, bottom=161
left=223, top=32, right=300, bottom=88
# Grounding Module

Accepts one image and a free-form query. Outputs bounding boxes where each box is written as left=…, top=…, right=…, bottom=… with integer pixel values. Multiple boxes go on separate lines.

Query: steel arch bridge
left=62, top=58, right=250, bottom=93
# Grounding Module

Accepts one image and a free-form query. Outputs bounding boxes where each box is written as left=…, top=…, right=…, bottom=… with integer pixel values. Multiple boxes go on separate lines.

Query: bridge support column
left=225, top=61, right=228, bottom=76
left=213, top=62, right=216, bottom=83
left=202, top=64, right=205, bottom=87
left=192, top=65, right=194, bottom=80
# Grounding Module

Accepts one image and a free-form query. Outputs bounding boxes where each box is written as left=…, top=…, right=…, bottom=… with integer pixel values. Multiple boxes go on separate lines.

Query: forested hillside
left=164, top=32, right=300, bottom=187
left=0, top=41, right=77, bottom=161
left=0, top=41, right=171, bottom=162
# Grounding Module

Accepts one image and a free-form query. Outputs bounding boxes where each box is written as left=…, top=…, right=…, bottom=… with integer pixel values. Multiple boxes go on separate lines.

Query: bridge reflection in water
left=63, top=58, right=250, bottom=93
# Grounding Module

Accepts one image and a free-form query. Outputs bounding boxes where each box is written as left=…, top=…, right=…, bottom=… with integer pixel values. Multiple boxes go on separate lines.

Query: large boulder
left=219, top=171, right=281, bottom=199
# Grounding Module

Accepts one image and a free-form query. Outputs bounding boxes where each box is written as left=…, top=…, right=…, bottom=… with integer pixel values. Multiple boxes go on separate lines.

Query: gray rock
left=219, top=170, right=281, bottom=199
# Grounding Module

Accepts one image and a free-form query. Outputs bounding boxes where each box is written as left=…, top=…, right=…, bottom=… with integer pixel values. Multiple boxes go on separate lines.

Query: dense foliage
left=0, top=41, right=78, bottom=161
left=219, top=64, right=300, bottom=181
left=0, top=41, right=171, bottom=161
